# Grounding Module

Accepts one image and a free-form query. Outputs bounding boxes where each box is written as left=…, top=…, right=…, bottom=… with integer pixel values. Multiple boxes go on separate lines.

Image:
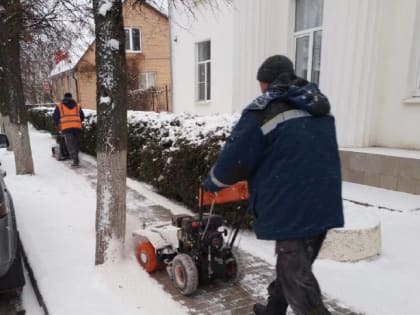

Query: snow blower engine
left=132, top=181, right=248, bottom=295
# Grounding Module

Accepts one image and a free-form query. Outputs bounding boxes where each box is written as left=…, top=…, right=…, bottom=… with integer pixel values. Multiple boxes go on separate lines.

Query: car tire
left=0, top=235, right=25, bottom=292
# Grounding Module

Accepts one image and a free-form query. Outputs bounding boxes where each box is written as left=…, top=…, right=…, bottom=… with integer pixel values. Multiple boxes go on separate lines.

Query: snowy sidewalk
left=59, top=146, right=360, bottom=314
left=1, top=130, right=188, bottom=315
left=343, top=181, right=420, bottom=212
left=1, top=126, right=420, bottom=314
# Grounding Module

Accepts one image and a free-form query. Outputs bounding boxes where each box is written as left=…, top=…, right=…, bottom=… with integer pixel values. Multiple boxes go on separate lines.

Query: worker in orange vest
left=53, top=92, right=85, bottom=167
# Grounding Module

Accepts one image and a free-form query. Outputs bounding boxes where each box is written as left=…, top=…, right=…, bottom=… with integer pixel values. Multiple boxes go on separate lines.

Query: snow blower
left=51, top=134, right=69, bottom=161
left=132, top=181, right=249, bottom=295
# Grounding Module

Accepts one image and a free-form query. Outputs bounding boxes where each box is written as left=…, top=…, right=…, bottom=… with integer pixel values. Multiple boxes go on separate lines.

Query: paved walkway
left=75, top=156, right=362, bottom=315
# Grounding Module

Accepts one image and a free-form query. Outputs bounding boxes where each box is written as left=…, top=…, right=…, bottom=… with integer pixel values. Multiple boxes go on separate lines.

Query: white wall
left=231, top=0, right=292, bottom=112
left=300, top=0, right=420, bottom=149
left=170, top=0, right=293, bottom=115
left=372, top=0, right=420, bottom=149
left=320, top=0, right=383, bottom=147
left=170, top=2, right=234, bottom=115
left=170, top=0, right=420, bottom=150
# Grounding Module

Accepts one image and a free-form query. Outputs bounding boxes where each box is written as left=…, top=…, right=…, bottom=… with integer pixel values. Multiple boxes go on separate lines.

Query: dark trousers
left=58, top=135, right=69, bottom=158
left=266, top=233, right=330, bottom=315
left=63, top=132, right=80, bottom=165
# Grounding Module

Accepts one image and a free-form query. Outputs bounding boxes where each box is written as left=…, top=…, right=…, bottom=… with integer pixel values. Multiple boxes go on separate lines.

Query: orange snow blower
left=133, top=181, right=249, bottom=295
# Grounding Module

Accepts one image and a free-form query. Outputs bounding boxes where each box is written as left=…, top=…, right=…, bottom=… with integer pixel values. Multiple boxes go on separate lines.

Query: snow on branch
left=98, top=0, right=114, bottom=16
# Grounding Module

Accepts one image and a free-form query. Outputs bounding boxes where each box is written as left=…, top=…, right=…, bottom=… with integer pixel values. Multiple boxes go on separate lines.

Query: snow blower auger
left=132, top=181, right=249, bottom=296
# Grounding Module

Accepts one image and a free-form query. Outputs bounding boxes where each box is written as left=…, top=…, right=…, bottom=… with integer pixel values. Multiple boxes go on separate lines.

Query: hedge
left=28, top=108, right=252, bottom=229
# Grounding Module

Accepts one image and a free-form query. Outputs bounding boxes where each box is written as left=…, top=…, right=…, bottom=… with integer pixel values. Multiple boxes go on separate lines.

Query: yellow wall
left=51, top=72, right=78, bottom=104
left=51, top=1, right=171, bottom=110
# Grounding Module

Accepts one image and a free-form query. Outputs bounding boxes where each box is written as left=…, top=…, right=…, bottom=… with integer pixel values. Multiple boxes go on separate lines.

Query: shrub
left=28, top=108, right=253, bottom=229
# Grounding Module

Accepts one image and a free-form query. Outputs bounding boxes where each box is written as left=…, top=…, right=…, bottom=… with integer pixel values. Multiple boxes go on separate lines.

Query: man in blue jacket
left=203, top=55, right=344, bottom=315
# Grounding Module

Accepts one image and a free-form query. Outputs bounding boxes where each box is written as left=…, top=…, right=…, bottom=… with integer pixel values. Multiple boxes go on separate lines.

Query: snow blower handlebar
left=198, top=181, right=249, bottom=207
left=198, top=181, right=249, bottom=248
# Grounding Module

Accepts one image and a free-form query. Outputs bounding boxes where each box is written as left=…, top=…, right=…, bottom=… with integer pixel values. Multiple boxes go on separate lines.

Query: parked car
left=0, top=134, right=25, bottom=293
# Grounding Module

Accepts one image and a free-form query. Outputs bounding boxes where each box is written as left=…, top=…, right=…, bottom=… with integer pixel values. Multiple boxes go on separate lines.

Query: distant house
left=170, top=0, right=420, bottom=194
left=50, top=1, right=171, bottom=111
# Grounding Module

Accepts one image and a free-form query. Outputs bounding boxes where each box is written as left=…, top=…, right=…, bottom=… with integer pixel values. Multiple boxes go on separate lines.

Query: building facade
left=170, top=0, right=420, bottom=149
left=50, top=1, right=171, bottom=110
left=170, top=0, right=420, bottom=194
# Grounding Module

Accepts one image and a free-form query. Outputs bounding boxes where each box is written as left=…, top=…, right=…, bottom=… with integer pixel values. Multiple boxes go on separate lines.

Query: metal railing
left=127, top=85, right=169, bottom=112
left=26, top=85, right=171, bottom=112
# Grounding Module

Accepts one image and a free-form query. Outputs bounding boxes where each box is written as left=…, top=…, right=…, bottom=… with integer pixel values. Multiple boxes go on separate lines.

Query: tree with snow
left=92, top=0, right=128, bottom=265
left=0, top=0, right=34, bottom=174
left=91, top=0, right=232, bottom=264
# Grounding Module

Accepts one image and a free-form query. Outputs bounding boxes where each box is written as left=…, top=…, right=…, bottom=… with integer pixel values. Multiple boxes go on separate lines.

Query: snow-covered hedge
left=28, top=108, right=252, bottom=228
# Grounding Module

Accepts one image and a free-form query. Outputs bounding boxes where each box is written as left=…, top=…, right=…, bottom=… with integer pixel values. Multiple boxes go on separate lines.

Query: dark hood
left=61, top=97, right=77, bottom=109
left=249, top=74, right=331, bottom=117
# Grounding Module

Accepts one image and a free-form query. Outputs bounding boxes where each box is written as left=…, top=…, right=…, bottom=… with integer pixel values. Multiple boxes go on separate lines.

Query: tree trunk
left=0, top=0, right=34, bottom=174
left=93, top=0, right=128, bottom=265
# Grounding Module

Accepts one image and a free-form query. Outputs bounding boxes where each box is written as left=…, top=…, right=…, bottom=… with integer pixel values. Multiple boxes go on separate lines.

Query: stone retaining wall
left=340, top=150, right=420, bottom=195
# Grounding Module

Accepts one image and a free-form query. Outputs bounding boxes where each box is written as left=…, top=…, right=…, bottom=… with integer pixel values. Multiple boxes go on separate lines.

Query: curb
left=20, top=236, right=50, bottom=315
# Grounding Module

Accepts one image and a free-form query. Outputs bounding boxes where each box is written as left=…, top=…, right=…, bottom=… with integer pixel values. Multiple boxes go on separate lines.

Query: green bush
left=28, top=107, right=59, bottom=134
left=28, top=108, right=253, bottom=229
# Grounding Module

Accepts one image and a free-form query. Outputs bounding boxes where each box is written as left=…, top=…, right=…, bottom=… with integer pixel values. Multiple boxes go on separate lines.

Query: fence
left=127, top=85, right=170, bottom=112
left=26, top=85, right=170, bottom=112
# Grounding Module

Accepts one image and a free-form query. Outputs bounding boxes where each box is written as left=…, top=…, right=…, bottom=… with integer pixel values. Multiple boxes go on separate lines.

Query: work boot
left=253, top=302, right=287, bottom=315
left=253, top=303, right=267, bottom=315
left=72, top=156, right=79, bottom=167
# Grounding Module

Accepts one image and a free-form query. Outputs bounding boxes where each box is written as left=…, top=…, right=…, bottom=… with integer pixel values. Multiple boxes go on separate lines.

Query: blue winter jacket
left=203, top=78, right=344, bottom=240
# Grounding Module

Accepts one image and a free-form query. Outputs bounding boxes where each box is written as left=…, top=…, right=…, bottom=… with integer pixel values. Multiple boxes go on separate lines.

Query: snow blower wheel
left=135, top=241, right=160, bottom=273
left=223, top=250, right=241, bottom=283
left=171, top=254, right=198, bottom=295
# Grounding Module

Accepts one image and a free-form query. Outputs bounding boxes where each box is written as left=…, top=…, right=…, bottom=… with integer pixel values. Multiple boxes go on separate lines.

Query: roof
left=49, top=29, right=95, bottom=78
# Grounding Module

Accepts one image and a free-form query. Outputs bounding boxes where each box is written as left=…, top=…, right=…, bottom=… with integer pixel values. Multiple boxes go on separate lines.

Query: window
left=139, top=72, right=157, bottom=90
left=294, top=0, right=324, bottom=85
left=125, top=27, right=141, bottom=52
left=196, top=40, right=211, bottom=101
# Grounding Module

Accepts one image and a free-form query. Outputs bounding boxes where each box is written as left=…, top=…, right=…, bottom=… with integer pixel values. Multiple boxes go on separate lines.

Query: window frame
left=292, top=0, right=324, bottom=85
left=195, top=40, right=211, bottom=102
left=125, top=27, right=142, bottom=53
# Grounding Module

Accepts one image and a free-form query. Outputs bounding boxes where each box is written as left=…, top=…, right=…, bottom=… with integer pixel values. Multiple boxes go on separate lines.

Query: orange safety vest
left=56, top=103, right=82, bottom=131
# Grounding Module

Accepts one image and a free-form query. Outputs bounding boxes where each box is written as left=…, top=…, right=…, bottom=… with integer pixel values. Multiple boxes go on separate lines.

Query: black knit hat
left=257, top=55, right=295, bottom=83
left=64, top=92, right=72, bottom=98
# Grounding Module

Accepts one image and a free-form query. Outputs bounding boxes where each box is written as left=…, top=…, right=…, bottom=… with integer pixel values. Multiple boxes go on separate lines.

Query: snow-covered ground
left=1, top=125, right=420, bottom=314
